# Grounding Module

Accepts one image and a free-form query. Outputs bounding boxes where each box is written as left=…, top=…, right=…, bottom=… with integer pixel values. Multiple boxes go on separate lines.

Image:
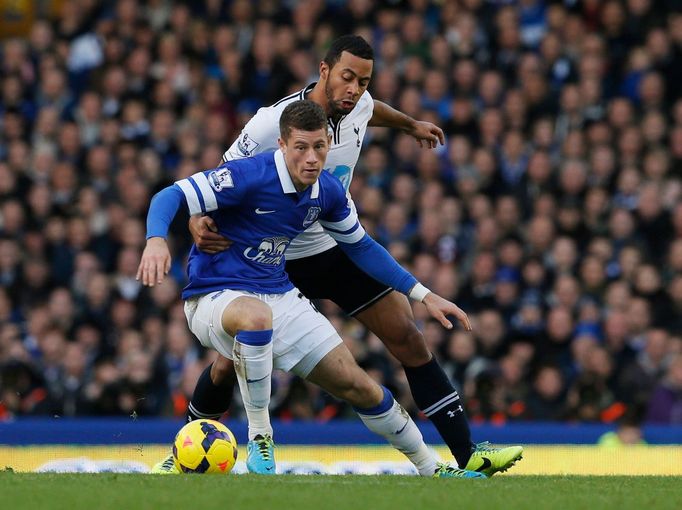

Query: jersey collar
left=300, top=82, right=316, bottom=99
left=274, top=149, right=320, bottom=199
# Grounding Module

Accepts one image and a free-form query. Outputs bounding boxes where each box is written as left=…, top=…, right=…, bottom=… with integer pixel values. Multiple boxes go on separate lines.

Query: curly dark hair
left=323, top=35, right=374, bottom=68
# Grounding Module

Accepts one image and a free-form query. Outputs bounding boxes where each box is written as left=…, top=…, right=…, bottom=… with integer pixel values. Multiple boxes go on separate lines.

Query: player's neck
left=307, top=83, right=339, bottom=123
left=290, top=177, right=309, bottom=193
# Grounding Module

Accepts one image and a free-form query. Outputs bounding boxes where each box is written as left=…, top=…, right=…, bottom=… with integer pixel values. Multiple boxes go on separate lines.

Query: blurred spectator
left=646, top=354, right=682, bottom=424
left=0, top=0, right=681, bottom=423
left=597, top=409, right=647, bottom=447
left=525, top=365, right=566, bottom=421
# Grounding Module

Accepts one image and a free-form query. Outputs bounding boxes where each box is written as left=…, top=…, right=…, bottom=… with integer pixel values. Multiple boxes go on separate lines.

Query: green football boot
left=150, top=452, right=179, bottom=474
left=464, top=441, right=523, bottom=477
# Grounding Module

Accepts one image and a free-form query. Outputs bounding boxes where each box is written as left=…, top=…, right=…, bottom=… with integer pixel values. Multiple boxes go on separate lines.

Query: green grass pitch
left=2, top=472, right=681, bottom=510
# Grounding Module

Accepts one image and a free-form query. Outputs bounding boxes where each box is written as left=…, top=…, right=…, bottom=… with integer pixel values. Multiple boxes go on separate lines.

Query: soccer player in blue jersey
left=169, top=35, right=522, bottom=476
left=139, top=100, right=488, bottom=478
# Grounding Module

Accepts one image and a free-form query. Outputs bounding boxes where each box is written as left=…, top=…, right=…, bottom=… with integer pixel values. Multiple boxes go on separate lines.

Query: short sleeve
left=174, top=163, right=247, bottom=214
left=319, top=176, right=366, bottom=244
left=221, top=108, right=279, bottom=162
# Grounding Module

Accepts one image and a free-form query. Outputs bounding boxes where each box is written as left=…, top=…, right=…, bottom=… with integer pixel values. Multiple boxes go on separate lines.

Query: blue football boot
left=433, top=462, right=488, bottom=478
left=246, top=434, right=276, bottom=474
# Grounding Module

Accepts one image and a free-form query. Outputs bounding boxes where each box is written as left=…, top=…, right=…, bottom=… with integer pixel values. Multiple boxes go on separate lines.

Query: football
left=172, top=419, right=238, bottom=474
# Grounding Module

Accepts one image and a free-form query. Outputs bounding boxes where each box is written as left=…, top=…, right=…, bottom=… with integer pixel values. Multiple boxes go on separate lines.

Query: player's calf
left=186, top=357, right=235, bottom=422
left=356, top=293, right=476, bottom=467
left=354, top=386, right=438, bottom=476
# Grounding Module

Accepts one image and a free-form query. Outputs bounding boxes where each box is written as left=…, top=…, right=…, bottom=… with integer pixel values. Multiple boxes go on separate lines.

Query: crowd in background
left=1, top=0, right=682, bottom=427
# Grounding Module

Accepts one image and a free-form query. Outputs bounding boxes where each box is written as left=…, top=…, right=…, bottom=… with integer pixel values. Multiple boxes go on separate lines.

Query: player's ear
left=277, top=136, right=286, bottom=154
left=319, top=61, right=329, bottom=81
left=327, top=133, right=332, bottom=145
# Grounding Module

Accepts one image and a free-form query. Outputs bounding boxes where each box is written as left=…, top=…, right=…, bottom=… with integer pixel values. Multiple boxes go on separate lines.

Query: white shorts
left=184, top=287, right=341, bottom=378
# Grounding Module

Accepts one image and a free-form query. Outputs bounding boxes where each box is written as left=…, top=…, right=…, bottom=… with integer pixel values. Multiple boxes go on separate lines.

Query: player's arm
left=190, top=109, right=275, bottom=253
left=369, top=100, right=445, bottom=149
left=328, top=224, right=470, bottom=331
left=319, top=195, right=470, bottom=331
left=137, top=184, right=184, bottom=287
left=138, top=168, right=244, bottom=286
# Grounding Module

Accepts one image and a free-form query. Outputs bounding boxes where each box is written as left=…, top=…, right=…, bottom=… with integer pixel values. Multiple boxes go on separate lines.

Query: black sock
left=403, top=356, right=474, bottom=467
left=186, top=363, right=235, bottom=422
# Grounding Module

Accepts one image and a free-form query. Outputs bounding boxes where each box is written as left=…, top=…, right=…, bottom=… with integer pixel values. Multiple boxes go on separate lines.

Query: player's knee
left=241, top=304, right=272, bottom=330
left=228, top=298, right=273, bottom=331
left=240, top=313, right=271, bottom=331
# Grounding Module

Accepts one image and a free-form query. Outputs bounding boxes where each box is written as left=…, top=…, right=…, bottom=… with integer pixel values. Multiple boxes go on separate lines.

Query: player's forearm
left=146, top=185, right=185, bottom=239
left=337, top=234, right=419, bottom=296
left=368, top=100, right=416, bottom=131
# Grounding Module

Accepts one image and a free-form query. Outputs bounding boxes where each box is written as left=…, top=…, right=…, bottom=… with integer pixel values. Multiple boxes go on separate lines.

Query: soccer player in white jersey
left=161, top=35, right=523, bottom=476
left=140, top=100, right=488, bottom=478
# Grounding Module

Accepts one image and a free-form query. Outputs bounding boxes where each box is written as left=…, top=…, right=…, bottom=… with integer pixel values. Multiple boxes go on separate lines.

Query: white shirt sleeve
left=222, top=107, right=281, bottom=162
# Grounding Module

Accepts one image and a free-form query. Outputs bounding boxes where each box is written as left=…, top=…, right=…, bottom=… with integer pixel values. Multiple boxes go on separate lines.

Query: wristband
left=409, top=283, right=431, bottom=302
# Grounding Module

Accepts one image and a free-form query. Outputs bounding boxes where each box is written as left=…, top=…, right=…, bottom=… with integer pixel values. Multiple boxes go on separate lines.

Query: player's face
left=321, top=51, right=373, bottom=117
left=279, top=127, right=331, bottom=191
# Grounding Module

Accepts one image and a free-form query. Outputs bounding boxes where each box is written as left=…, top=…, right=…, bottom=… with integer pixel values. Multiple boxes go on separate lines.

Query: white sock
left=233, top=330, right=273, bottom=441
left=358, top=399, right=438, bottom=476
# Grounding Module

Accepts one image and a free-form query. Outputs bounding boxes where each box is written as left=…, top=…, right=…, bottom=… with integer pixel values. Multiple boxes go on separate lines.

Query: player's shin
left=355, top=386, right=438, bottom=476
left=403, top=357, right=474, bottom=467
left=186, top=362, right=234, bottom=422
left=233, top=329, right=274, bottom=440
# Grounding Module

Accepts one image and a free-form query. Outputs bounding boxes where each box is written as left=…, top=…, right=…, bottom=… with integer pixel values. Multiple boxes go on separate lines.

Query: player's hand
left=407, top=121, right=445, bottom=149
left=190, top=215, right=233, bottom=254
left=422, top=292, right=472, bottom=331
left=136, top=237, right=171, bottom=287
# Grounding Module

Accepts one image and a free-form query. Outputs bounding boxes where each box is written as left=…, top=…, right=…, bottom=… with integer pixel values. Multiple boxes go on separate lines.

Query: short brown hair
left=279, top=100, right=327, bottom=140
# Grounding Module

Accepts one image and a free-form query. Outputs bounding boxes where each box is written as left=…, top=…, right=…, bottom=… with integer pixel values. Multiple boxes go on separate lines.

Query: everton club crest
left=303, top=207, right=321, bottom=228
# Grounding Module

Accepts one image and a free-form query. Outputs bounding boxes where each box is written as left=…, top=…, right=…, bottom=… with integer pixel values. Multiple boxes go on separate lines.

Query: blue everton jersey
left=172, top=150, right=362, bottom=299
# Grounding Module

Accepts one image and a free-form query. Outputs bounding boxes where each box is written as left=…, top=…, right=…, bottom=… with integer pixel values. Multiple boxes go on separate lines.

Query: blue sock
left=235, top=329, right=273, bottom=346
left=354, top=386, right=394, bottom=415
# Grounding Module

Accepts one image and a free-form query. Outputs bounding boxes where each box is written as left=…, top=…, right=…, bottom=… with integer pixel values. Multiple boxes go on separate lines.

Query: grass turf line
left=1, top=473, right=681, bottom=510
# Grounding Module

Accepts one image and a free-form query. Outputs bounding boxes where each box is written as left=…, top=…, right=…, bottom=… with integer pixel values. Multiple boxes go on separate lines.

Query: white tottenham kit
left=222, top=83, right=374, bottom=260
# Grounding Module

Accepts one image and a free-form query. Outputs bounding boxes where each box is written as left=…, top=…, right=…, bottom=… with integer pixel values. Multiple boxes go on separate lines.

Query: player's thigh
left=185, top=290, right=267, bottom=360
left=305, top=343, right=383, bottom=408
left=270, top=289, right=341, bottom=376
left=285, top=247, right=392, bottom=315
left=354, top=291, right=431, bottom=366
left=287, top=247, right=430, bottom=365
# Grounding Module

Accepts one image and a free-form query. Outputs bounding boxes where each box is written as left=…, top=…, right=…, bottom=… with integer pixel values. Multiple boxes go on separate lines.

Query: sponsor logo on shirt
left=243, top=236, right=290, bottom=265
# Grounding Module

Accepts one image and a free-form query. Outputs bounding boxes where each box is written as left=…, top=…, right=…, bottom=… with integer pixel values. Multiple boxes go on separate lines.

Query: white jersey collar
left=300, top=82, right=316, bottom=99
left=274, top=149, right=319, bottom=199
